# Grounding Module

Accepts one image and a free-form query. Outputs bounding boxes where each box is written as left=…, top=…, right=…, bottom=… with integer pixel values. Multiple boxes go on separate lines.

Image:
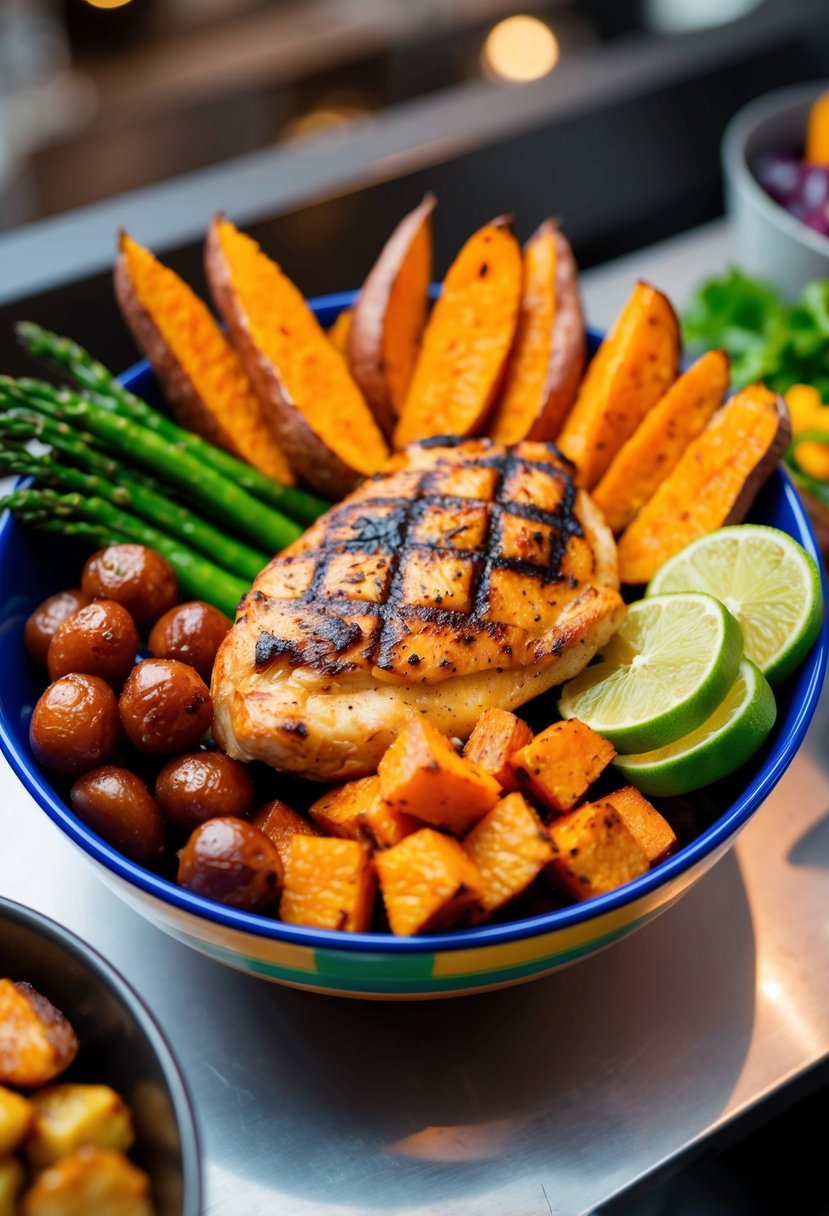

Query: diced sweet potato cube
left=21, top=1145, right=154, bottom=1216
left=0, top=1155, right=25, bottom=1216
left=0, top=1086, right=32, bottom=1155
left=355, top=778, right=421, bottom=849
left=378, top=717, right=501, bottom=835
left=376, top=828, right=484, bottom=935
left=308, top=776, right=380, bottom=839
left=463, top=708, right=533, bottom=792
left=280, top=837, right=375, bottom=932
left=0, top=981, right=78, bottom=1089
left=510, top=719, right=616, bottom=814
left=606, top=786, right=677, bottom=864
left=27, top=1084, right=134, bottom=1171
left=252, top=799, right=319, bottom=866
left=463, top=792, right=553, bottom=915
left=547, top=799, right=649, bottom=899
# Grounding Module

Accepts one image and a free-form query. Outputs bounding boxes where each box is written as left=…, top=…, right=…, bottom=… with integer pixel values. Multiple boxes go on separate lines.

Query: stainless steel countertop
left=1, top=220, right=827, bottom=1216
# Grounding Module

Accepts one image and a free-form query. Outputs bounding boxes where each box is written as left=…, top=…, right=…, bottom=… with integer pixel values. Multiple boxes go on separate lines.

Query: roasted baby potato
left=463, top=707, right=533, bottom=793
left=547, top=799, right=650, bottom=899
left=509, top=719, right=616, bottom=815
left=606, top=786, right=677, bottom=864
left=27, top=1084, right=134, bottom=1171
left=376, top=828, right=483, bottom=936
left=347, top=193, right=435, bottom=439
left=488, top=221, right=586, bottom=444
left=21, top=1145, right=154, bottom=1216
left=0, top=981, right=78, bottom=1089
left=280, top=837, right=375, bottom=932
left=0, top=1088, right=32, bottom=1156
left=463, top=792, right=553, bottom=917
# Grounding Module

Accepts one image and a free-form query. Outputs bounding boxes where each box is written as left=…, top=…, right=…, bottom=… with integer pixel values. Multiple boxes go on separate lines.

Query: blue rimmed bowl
left=0, top=294, right=826, bottom=999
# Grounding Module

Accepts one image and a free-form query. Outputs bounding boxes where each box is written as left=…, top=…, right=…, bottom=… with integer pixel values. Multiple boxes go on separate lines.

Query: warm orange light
left=483, top=15, right=559, bottom=83
left=83, top=0, right=134, bottom=9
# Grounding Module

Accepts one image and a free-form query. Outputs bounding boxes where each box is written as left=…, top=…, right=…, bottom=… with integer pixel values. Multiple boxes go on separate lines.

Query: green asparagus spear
left=0, top=377, right=301, bottom=553
left=0, top=445, right=269, bottom=581
left=16, top=322, right=330, bottom=526
left=1, top=488, right=248, bottom=617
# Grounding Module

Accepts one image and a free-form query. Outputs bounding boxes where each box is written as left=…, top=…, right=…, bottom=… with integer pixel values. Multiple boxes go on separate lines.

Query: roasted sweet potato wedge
left=464, top=792, right=553, bottom=916
left=463, top=707, right=533, bottom=792
left=115, top=232, right=294, bottom=484
left=308, top=775, right=379, bottom=839
left=617, top=383, right=791, bottom=584
left=557, top=281, right=680, bottom=488
left=606, top=786, right=677, bottom=864
left=509, top=718, right=616, bottom=815
left=206, top=216, right=389, bottom=498
left=592, top=350, right=729, bottom=533
left=251, top=799, right=318, bottom=866
left=327, top=307, right=352, bottom=356
left=279, top=836, right=375, bottom=932
left=394, top=218, right=523, bottom=447
left=0, top=981, right=78, bottom=1089
left=488, top=221, right=586, bottom=444
left=376, top=828, right=483, bottom=935
left=347, top=194, right=435, bottom=439
left=547, top=799, right=649, bottom=899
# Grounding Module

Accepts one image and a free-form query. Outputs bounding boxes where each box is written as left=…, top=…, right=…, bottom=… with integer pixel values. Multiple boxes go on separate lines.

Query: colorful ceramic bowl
left=0, top=298, right=826, bottom=999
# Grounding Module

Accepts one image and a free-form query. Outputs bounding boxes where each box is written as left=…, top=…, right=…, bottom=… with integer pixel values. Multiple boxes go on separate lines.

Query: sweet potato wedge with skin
left=279, top=837, right=375, bottom=932
left=327, top=307, right=352, bottom=356
left=464, top=792, right=553, bottom=916
left=0, top=981, right=78, bottom=1089
left=347, top=194, right=435, bottom=439
left=547, top=800, right=649, bottom=899
left=376, top=828, right=484, bottom=935
left=592, top=350, right=729, bottom=533
left=252, top=799, right=318, bottom=866
left=206, top=216, right=389, bottom=498
left=557, top=281, right=680, bottom=488
left=606, top=786, right=677, bottom=864
left=489, top=222, right=586, bottom=444
left=463, top=708, right=533, bottom=793
left=617, top=383, right=792, bottom=584
left=394, top=218, right=523, bottom=447
left=115, top=232, right=294, bottom=484
left=378, top=716, right=501, bottom=835
left=308, top=775, right=379, bottom=839
left=510, top=718, right=616, bottom=815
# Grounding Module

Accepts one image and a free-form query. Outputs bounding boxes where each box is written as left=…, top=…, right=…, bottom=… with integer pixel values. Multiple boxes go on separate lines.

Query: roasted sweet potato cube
left=308, top=776, right=380, bottom=839
left=27, top=1084, right=134, bottom=1171
left=378, top=716, right=501, bottom=835
left=0, top=1087, right=31, bottom=1156
left=463, top=792, right=554, bottom=915
left=547, top=799, right=649, bottom=899
left=510, top=718, right=616, bottom=814
left=375, top=828, right=484, bottom=935
left=463, top=708, right=533, bottom=792
left=0, top=981, right=78, bottom=1089
left=252, top=799, right=319, bottom=866
left=0, top=1156, right=25, bottom=1216
left=280, top=837, right=375, bottom=932
left=606, top=786, right=677, bottom=864
left=355, top=778, right=421, bottom=849
left=21, top=1145, right=154, bottom=1216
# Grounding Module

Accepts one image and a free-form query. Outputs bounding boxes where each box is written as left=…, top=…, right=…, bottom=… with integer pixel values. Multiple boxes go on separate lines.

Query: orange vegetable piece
left=280, top=837, right=375, bottom=932
left=307, top=776, right=380, bottom=839
left=488, top=221, right=585, bottom=444
left=463, top=792, right=553, bottom=916
left=547, top=799, right=649, bottom=899
left=606, top=786, right=677, bottom=864
left=115, top=233, right=294, bottom=484
left=617, top=383, right=791, bottom=584
left=378, top=716, right=501, bottom=835
left=353, top=776, right=421, bottom=849
left=592, top=349, right=729, bottom=533
left=327, top=307, right=352, bottom=355
left=252, top=799, right=318, bottom=866
left=510, top=718, right=616, bottom=815
left=806, top=90, right=829, bottom=165
left=375, top=828, right=483, bottom=935
left=557, top=281, right=680, bottom=488
left=394, top=219, right=523, bottom=447
left=463, top=708, right=533, bottom=792
left=0, top=981, right=78, bottom=1089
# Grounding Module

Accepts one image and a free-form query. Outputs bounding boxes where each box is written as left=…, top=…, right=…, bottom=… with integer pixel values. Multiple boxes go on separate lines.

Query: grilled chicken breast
left=213, top=437, right=625, bottom=781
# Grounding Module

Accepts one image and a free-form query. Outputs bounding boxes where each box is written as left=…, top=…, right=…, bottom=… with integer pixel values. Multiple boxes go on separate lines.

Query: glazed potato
left=0, top=1156, right=25, bottom=1216
left=27, top=1084, right=134, bottom=1171
left=21, top=1145, right=154, bottom=1216
left=509, top=719, right=616, bottom=815
left=0, top=981, right=78, bottom=1089
left=0, top=1087, right=32, bottom=1155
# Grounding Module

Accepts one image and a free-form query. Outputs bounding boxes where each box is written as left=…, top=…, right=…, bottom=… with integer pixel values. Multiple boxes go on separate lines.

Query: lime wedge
left=612, top=659, right=776, bottom=796
left=646, top=525, right=823, bottom=687
left=558, top=592, right=743, bottom=753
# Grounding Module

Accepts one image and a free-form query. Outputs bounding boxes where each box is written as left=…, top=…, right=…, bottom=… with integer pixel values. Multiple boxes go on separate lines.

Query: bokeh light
left=483, top=15, right=560, bottom=84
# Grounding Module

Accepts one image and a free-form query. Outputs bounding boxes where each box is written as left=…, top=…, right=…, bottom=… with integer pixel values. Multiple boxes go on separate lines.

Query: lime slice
left=612, top=659, right=776, bottom=796
left=557, top=592, right=743, bottom=753
left=646, top=525, right=823, bottom=687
